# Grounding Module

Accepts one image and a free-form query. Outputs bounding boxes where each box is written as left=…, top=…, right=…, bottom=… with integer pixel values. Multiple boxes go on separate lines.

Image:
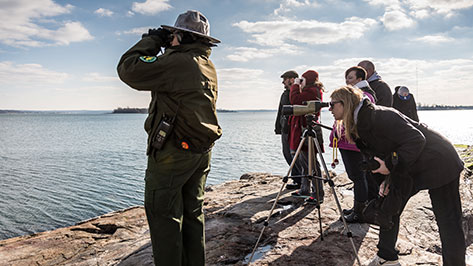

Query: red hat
left=302, top=70, right=319, bottom=85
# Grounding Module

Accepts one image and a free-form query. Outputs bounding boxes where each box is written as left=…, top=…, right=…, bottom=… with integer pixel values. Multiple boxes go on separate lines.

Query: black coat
left=369, top=79, right=393, bottom=107
left=392, top=93, right=419, bottom=122
left=275, top=89, right=291, bottom=134
left=355, top=100, right=463, bottom=190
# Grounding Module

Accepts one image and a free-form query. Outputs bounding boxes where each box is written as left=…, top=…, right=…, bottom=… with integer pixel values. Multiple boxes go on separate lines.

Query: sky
left=1, top=0, right=473, bottom=111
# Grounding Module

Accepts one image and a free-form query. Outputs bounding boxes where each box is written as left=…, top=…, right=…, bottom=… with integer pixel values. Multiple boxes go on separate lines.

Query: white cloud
left=415, top=34, right=454, bottom=44
left=0, top=0, right=93, bottom=47
left=233, top=17, right=378, bottom=47
left=131, top=0, right=172, bottom=15
left=381, top=9, right=416, bottom=31
left=118, top=27, right=151, bottom=36
left=94, top=8, right=113, bottom=17
left=45, top=22, right=93, bottom=45
left=274, top=0, right=319, bottom=15
left=365, top=0, right=473, bottom=20
left=226, top=45, right=301, bottom=62
left=405, top=0, right=473, bottom=18
left=217, top=68, right=281, bottom=109
left=83, top=73, right=119, bottom=82
left=0, top=61, right=68, bottom=85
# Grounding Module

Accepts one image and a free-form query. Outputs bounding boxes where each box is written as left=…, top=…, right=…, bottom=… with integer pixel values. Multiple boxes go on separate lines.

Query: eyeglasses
left=329, top=101, right=342, bottom=108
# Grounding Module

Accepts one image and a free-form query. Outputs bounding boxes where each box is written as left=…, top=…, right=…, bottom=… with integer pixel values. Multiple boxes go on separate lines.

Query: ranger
left=117, top=10, right=221, bottom=266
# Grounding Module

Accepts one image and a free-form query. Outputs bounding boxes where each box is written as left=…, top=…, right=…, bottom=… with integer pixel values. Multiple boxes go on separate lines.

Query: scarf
left=367, top=71, right=382, bottom=82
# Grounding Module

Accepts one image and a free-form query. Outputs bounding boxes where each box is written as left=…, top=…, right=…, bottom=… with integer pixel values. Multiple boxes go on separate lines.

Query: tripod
left=248, top=119, right=361, bottom=265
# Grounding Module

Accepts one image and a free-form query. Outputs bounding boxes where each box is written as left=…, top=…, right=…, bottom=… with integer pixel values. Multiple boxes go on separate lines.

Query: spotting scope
left=282, top=101, right=329, bottom=116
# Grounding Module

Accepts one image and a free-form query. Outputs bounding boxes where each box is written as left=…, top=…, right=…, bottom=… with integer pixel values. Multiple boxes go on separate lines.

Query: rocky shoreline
left=1, top=146, right=473, bottom=265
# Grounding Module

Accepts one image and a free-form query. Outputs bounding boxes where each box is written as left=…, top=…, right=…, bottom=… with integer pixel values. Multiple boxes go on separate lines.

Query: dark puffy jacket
left=117, top=36, right=222, bottom=154
left=392, top=90, right=419, bottom=122
left=355, top=100, right=463, bottom=190
left=369, top=79, right=393, bottom=107
left=275, top=89, right=290, bottom=134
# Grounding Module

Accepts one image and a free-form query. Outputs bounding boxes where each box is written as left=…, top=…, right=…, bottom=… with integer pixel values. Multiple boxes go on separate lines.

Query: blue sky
left=1, top=0, right=473, bottom=110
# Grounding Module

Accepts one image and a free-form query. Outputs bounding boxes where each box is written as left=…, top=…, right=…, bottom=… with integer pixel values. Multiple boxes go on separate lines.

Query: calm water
left=0, top=109, right=472, bottom=240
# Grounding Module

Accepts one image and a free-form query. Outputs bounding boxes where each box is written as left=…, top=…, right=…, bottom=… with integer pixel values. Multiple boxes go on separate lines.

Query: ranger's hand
left=142, top=28, right=172, bottom=43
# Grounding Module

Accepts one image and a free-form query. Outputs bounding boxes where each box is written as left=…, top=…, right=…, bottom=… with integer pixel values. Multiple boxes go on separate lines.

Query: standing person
left=289, top=70, right=325, bottom=204
left=117, top=10, right=222, bottom=266
left=393, top=86, right=419, bottom=122
left=329, top=66, right=378, bottom=223
left=358, top=60, right=393, bottom=107
left=275, top=70, right=302, bottom=189
left=330, top=85, right=465, bottom=266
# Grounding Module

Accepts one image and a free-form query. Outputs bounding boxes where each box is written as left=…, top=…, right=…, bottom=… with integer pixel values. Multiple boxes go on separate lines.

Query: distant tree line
left=417, top=104, right=473, bottom=110
left=112, top=107, right=148, bottom=114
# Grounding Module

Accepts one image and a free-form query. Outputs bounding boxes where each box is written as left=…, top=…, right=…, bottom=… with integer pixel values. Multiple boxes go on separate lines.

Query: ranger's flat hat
left=162, top=10, right=220, bottom=44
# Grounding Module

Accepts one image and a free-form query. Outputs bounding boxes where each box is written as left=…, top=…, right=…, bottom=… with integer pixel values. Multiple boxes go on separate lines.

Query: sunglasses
left=329, top=101, right=342, bottom=108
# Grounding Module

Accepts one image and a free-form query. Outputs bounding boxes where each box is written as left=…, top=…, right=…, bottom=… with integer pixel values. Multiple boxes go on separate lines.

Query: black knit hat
left=280, top=70, right=298, bottom=79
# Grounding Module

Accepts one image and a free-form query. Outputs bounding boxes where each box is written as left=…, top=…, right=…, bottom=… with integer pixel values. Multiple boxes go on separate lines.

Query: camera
left=282, top=100, right=329, bottom=116
left=294, top=77, right=305, bottom=85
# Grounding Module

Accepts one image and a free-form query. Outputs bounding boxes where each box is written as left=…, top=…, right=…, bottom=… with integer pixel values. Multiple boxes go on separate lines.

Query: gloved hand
left=142, top=28, right=172, bottom=43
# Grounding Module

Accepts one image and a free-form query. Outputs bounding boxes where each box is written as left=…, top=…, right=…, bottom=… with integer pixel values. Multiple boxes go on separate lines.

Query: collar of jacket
left=166, top=43, right=212, bottom=57
left=367, top=71, right=382, bottom=82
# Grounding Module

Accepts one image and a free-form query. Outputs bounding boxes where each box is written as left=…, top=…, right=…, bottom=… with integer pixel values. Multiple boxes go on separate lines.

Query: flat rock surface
left=1, top=149, right=473, bottom=265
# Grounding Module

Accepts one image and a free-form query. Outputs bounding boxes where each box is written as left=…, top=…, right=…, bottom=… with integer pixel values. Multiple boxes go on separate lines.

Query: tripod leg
left=311, top=136, right=362, bottom=265
left=308, top=136, right=324, bottom=241
left=248, top=137, right=307, bottom=263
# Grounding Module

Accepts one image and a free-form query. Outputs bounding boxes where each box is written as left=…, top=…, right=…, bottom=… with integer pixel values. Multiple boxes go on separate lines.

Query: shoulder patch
left=139, top=56, right=157, bottom=63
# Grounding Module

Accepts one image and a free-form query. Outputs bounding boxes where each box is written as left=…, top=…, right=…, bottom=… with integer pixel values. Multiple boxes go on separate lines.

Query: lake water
left=0, top=109, right=472, bottom=240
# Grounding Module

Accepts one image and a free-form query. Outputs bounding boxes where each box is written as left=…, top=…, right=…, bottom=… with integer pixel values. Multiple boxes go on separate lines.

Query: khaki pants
left=145, top=139, right=211, bottom=266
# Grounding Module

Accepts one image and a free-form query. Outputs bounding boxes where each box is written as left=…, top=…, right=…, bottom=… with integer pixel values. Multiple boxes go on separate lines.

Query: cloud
left=226, top=45, right=301, bottom=62
left=0, top=0, right=93, bottom=47
left=217, top=68, right=281, bottom=109
left=94, top=8, right=113, bottom=17
left=274, top=0, right=319, bottom=15
left=0, top=61, right=69, bottom=86
left=83, top=73, right=119, bottom=82
left=131, top=0, right=172, bottom=15
left=365, top=0, right=473, bottom=20
left=415, top=34, right=454, bottom=44
left=381, top=9, right=416, bottom=31
left=233, top=17, right=378, bottom=47
left=405, top=0, right=473, bottom=18
left=118, top=27, right=150, bottom=36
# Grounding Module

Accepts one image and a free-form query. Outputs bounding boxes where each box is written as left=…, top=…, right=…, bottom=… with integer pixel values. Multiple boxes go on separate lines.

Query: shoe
left=286, top=183, right=301, bottom=190
left=367, top=255, right=401, bottom=266
left=305, top=196, right=323, bottom=205
left=342, top=207, right=353, bottom=215
left=291, top=190, right=310, bottom=198
left=343, top=211, right=364, bottom=223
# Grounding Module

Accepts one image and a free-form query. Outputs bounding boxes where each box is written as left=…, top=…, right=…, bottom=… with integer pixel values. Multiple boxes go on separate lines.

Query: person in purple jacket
left=329, top=66, right=378, bottom=223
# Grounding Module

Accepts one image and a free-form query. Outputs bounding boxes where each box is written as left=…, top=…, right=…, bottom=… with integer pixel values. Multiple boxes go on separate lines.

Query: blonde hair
left=330, top=85, right=364, bottom=142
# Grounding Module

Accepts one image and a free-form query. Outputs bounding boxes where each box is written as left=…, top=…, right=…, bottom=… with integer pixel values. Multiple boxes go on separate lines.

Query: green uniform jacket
left=117, top=36, right=222, bottom=154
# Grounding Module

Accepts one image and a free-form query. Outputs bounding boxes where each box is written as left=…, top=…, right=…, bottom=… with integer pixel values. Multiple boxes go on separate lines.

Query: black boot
left=342, top=207, right=353, bottom=215
left=344, top=201, right=366, bottom=223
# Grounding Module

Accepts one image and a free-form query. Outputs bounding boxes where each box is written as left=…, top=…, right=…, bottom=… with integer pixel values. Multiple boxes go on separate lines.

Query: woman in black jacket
left=329, top=85, right=465, bottom=266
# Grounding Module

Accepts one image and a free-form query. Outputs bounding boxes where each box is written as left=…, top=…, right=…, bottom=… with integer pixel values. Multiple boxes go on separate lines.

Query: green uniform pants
left=144, top=139, right=211, bottom=266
